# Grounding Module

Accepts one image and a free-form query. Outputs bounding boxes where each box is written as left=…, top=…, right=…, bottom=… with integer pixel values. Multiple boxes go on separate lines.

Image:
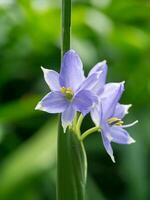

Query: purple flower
left=89, top=61, right=108, bottom=124
left=79, top=60, right=107, bottom=94
left=91, top=82, right=138, bottom=162
left=35, top=49, right=104, bottom=131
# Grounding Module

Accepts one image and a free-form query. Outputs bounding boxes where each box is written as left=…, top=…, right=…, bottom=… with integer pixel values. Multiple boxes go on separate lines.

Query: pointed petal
left=89, top=60, right=107, bottom=76
left=73, top=90, right=97, bottom=116
left=61, top=105, right=75, bottom=132
left=113, top=103, right=132, bottom=119
left=59, top=50, right=85, bottom=91
left=91, top=106, right=100, bottom=126
left=101, top=82, right=125, bottom=119
left=41, top=67, right=60, bottom=91
left=77, top=72, right=102, bottom=93
left=110, top=126, right=136, bottom=144
left=90, top=101, right=102, bottom=126
left=89, top=60, right=107, bottom=84
left=101, top=132, right=115, bottom=163
left=35, top=92, right=68, bottom=113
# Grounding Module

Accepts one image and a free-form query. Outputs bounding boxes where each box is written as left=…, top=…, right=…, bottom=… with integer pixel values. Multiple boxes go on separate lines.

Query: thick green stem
left=57, top=0, right=87, bottom=200
left=61, top=0, right=71, bottom=57
left=57, top=127, right=87, bottom=200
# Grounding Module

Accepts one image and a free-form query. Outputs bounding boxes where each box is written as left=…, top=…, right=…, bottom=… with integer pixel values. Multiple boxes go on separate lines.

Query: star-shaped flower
left=35, top=50, right=105, bottom=131
left=91, top=82, right=138, bottom=162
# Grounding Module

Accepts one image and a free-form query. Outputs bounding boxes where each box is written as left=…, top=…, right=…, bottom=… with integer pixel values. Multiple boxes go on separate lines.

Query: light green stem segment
left=76, top=114, right=84, bottom=136
left=57, top=0, right=87, bottom=199
left=80, top=126, right=100, bottom=141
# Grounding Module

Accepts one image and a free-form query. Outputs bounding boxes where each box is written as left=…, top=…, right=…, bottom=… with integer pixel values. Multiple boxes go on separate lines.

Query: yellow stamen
left=107, top=117, right=124, bottom=126
left=60, top=87, right=74, bottom=101
left=61, top=87, right=66, bottom=94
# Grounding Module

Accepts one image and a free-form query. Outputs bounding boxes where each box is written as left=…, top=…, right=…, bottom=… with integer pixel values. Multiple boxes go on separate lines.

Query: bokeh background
left=0, top=0, right=150, bottom=199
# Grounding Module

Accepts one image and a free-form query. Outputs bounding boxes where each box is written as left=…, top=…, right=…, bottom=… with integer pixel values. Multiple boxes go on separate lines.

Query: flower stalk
left=76, top=114, right=84, bottom=136
left=80, top=126, right=100, bottom=141
left=57, top=0, right=87, bottom=200
left=61, top=0, right=71, bottom=57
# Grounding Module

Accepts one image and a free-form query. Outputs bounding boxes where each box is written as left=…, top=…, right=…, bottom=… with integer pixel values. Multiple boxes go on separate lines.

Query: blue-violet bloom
left=91, top=81, right=138, bottom=162
left=35, top=50, right=106, bottom=131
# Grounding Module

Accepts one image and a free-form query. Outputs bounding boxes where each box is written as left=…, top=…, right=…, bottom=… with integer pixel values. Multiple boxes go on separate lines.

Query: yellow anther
left=115, top=121, right=124, bottom=126
left=107, top=117, right=124, bottom=126
left=60, top=87, right=74, bottom=101
left=107, top=117, right=118, bottom=123
left=61, top=87, right=66, bottom=94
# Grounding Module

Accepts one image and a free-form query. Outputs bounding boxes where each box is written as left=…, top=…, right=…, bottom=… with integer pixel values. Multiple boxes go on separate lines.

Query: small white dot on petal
left=107, top=134, right=113, bottom=142
left=128, top=137, right=136, bottom=144
left=41, top=66, right=49, bottom=74
left=125, top=104, right=132, bottom=114
left=35, top=103, right=43, bottom=110
left=96, top=71, right=103, bottom=79
left=110, top=154, right=115, bottom=163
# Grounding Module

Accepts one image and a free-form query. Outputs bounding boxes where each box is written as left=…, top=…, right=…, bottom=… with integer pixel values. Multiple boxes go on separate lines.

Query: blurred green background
left=0, top=0, right=150, bottom=199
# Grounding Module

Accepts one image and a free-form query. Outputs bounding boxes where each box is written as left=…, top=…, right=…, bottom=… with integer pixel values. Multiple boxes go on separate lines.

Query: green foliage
left=0, top=0, right=149, bottom=199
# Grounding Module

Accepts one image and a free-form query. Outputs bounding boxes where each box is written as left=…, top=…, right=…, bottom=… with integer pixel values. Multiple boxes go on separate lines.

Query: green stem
left=80, top=126, right=100, bottom=141
left=73, top=113, right=78, bottom=131
left=57, top=0, right=72, bottom=198
left=76, top=114, right=84, bottom=136
left=57, top=0, right=87, bottom=200
left=61, top=0, right=71, bottom=57
left=57, top=127, right=87, bottom=200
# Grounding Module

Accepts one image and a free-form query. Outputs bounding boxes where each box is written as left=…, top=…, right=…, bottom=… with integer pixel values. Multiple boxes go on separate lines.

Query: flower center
left=107, top=117, right=124, bottom=126
left=61, top=87, right=74, bottom=101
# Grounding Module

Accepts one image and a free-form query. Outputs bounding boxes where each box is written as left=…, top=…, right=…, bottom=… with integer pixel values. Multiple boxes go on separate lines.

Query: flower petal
left=101, top=132, right=115, bottom=163
left=101, top=82, right=125, bottom=119
left=61, top=104, right=75, bottom=132
left=113, top=103, right=132, bottom=119
left=77, top=72, right=102, bottom=93
left=41, top=67, right=60, bottom=91
left=90, top=101, right=102, bottom=126
left=110, top=126, right=136, bottom=144
left=91, top=106, right=100, bottom=126
left=59, top=50, right=85, bottom=91
left=89, top=60, right=107, bottom=74
left=89, top=60, right=107, bottom=84
left=73, top=90, right=97, bottom=116
left=88, top=61, right=108, bottom=95
left=35, top=91, right=68, bottom=113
